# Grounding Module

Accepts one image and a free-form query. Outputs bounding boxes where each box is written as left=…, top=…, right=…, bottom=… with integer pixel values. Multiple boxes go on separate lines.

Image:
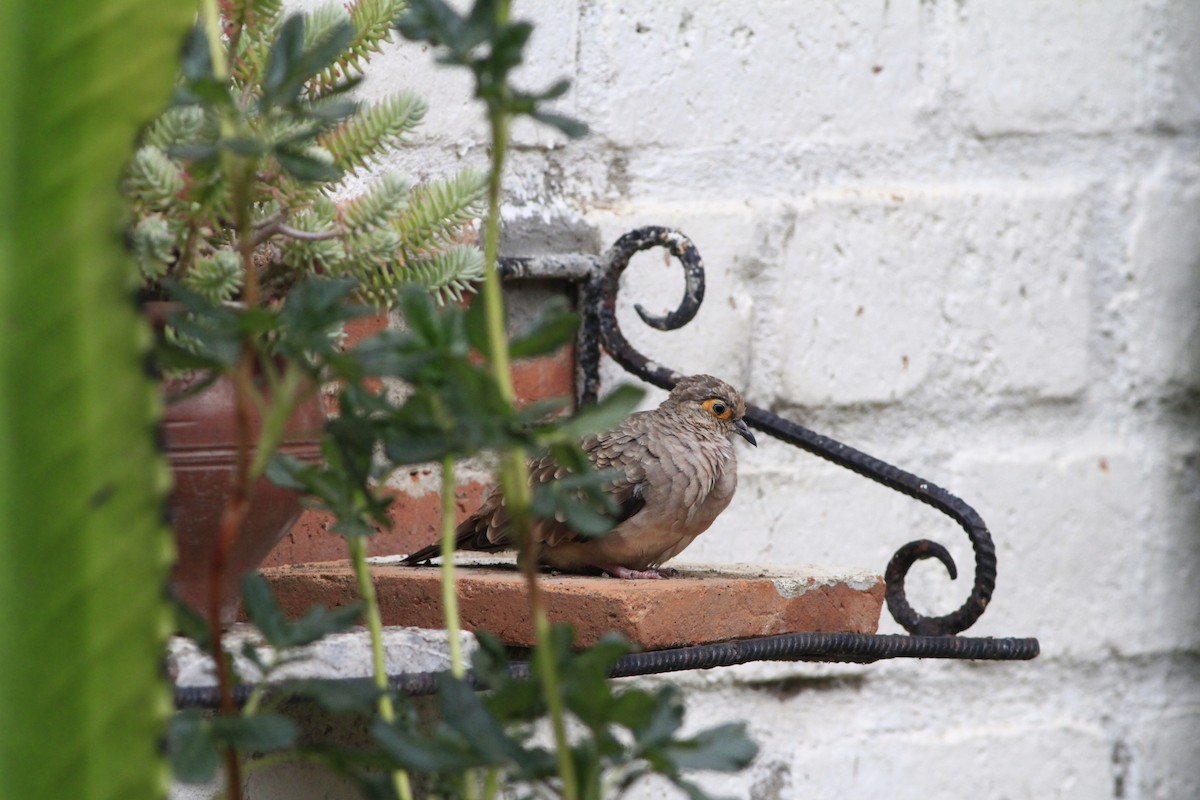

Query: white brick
left=576, top=1, right=923, bottom=149
left=1126, top=158, right=1200, bottom=392
left=773, top=723, right=1112, bottom=800
left=1133, top=707, right=1200, bottom=799
left=949, top=444, right=1150, bottom=656
left=344, top=0, right=578, bottom=157
left=1131, top=442, right=1200, bottom=654
left=688, top=461, right=922, bottom=588
left=619, top=677, right=1113, bottom=800
left=1149, top=1, right=1200, bottom=132
left=951, top=1, right=1145, bottom=136
left=777, top=182, right=1090, bottom=406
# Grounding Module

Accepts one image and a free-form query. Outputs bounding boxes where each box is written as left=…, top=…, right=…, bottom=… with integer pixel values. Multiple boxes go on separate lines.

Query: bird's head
left=665, top=374, right=757, bottom=446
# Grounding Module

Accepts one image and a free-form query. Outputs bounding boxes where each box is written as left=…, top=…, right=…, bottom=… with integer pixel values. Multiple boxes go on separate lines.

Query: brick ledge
left=262, top=558, right=884, bottom=650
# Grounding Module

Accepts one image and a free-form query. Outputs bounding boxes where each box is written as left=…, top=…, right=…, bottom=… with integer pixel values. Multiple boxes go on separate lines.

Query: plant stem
left=478, top=92, right=579, bottom=798
left=483, top=767, right=501, bottom=800
left=439, top=455, right=465, bottom=678
left=199, top=3, right=251, bottom=795
left=348, top=536, right=414, bottom=800
left=439, top=454, right=479, bottom=800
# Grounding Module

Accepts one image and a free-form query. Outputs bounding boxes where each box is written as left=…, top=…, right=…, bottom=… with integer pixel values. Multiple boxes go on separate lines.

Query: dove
left=402, top=374, right=757, bottom=579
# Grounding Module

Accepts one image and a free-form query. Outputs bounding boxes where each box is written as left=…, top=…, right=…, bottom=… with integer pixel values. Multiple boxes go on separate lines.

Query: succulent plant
left=124, top=0, right=487, bottom=308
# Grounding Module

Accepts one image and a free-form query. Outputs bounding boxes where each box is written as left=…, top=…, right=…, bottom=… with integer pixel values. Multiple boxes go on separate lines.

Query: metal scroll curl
left=595, top=226, right=996, bottom=636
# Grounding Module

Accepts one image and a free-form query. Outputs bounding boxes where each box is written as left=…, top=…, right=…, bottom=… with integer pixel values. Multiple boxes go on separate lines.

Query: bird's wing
left=404, top=412, right=656, bottom=562
left=539, top=412, right=653, bottom=547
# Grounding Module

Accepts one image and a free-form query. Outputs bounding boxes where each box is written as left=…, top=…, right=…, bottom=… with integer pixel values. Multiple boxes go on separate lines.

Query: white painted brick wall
left=257, top=2, right=1200, bottom=798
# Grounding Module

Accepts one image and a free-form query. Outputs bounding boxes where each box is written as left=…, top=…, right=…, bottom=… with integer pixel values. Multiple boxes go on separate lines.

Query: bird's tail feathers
left=400, top=515, right=502, bottom=565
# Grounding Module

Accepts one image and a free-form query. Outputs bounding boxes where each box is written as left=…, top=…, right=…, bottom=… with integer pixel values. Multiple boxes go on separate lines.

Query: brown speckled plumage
left=403, top=375, right=756, bottom=579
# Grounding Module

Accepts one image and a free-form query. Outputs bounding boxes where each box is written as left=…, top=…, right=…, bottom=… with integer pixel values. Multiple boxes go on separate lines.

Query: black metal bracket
left=501, top=226, right=1038, bottom=657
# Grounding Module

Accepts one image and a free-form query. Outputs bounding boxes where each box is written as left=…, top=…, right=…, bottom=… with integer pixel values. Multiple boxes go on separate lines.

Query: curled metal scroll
left=596, top=227, right=996, bottom=636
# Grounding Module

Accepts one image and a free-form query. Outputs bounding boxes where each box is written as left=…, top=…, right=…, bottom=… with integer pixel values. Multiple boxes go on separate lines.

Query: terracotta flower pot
left=162, top=369, right=325, bottom=624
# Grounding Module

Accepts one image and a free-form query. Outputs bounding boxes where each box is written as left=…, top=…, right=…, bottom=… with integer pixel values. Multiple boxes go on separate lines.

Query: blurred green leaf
left=275, top=146, right=343, bottom=181
left=211, top=713, right=299, bottom=752
left=372, top=719, right=483, bottom=773
left=287, top=678, right=383, bottom=714
left=169, top=594, right=213, bottom=654
left=634, top=687, right=685, bottom=749
left=532, top=109, right=589, bottom=139
left=509, top=296, right=578, bottom=359
left=660, top=723, right=758, bottom=773
left=168, top=711, right=221, bottom=784
left=439, top=673, right=526, bottom=766
left=242, top=572, right=362, bottom=648
left=532, top=473, right=617, bottom=538
left=552, top=384, right=643, bottom=441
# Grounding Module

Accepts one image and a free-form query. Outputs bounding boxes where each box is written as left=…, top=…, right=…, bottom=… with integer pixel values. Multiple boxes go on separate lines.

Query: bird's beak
left=734, top=419, right=757, bottom=447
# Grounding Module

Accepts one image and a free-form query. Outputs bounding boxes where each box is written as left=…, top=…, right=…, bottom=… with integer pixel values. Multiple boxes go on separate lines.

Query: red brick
left=263, top=480, right=491, bottom=567
left=261, top=560, right=885, bottom=649
left=511, top=347, right=576, bottom=408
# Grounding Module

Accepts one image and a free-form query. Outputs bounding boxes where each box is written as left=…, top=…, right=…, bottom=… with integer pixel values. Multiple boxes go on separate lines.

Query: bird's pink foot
left=601, top=565, right=677, bottom=580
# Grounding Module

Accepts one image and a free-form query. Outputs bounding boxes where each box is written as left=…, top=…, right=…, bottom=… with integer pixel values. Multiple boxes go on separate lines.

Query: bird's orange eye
left=703, top=398, right=733, bottom=420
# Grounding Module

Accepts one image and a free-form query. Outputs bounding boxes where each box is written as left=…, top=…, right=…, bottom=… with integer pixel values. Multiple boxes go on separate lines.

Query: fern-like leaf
left=184, top=250, right=244, bottom=302
left=309, top=0, right=407, bottom=96
left=361, top=244, right=484, bottom=306
left=143, top=106, right=208, bottom=151
left=227, top=0, right=283, bottom=28
left=130, top=215, right=176, bottom=281
left=278, top=208, right=344, bottom=277
left=124, top=146, right=184, bottom=210
left=321, top=92, right=426, bottom=175
left=344, top=227, right=402, bottom=270
left=394, top=167, right=486, bottom=254
left=303, top=3, right=352, bottom=52
left=232, top=10, right=283, bottom=90
left=341, top=173, right=410, bottom=233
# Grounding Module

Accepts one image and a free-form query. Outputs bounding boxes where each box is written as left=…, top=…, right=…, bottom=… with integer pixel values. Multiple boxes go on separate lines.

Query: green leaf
left=395, top=0, right=469, bottom=52
left=660, top=723, right=758, bottom=773
left=241, top=572, right=293, bottom=645
left=437, top=673, right=515, bottom=762
left=322, top=92, right=427, bottom=175
left=284, top=603, right=364, bottom=646
left=671, top=777, right=721, bottom=800
left=391, top=246, right=485, bottom=307
left=562, top=634, right=630, bottom=728
left=264, top=453, right=310, bottom=491
left=464, top=294, right=490, bottom=352
left=222, top=135, right=269, bottom=156
left=180, top=25, right=214, bottom=82
left=554, top=384, right=644, bottom=440
left=531, top=475, right=617, bottom=538
left=211, top=713, right=300, bottom=752
left=167, top=141, right=220, bottom=162
left=609, top=689, right=661, bottom=732
left=263, top=13, right=307, bottom=102
left=469, top=631, right=511, bottom=689
left=167, top=711, right=221, bottom=784
left=275, top=145, right=343, bottom=182
left=288, top=678, right=382, bottom=714
left=371, top=718, right=484, bottom=773
left=0, top=1, right=194, bottom=797
left=242, top=572, right=362, bottom=648
left=634, top=687, right=685, bottom=749
left=170, top=594, right=214, bottom=655
left=531, top=108, right=589, bottom=139
left=125, top=146, right=184, bottom=209
left=509, top=297, right=579, bottom=358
